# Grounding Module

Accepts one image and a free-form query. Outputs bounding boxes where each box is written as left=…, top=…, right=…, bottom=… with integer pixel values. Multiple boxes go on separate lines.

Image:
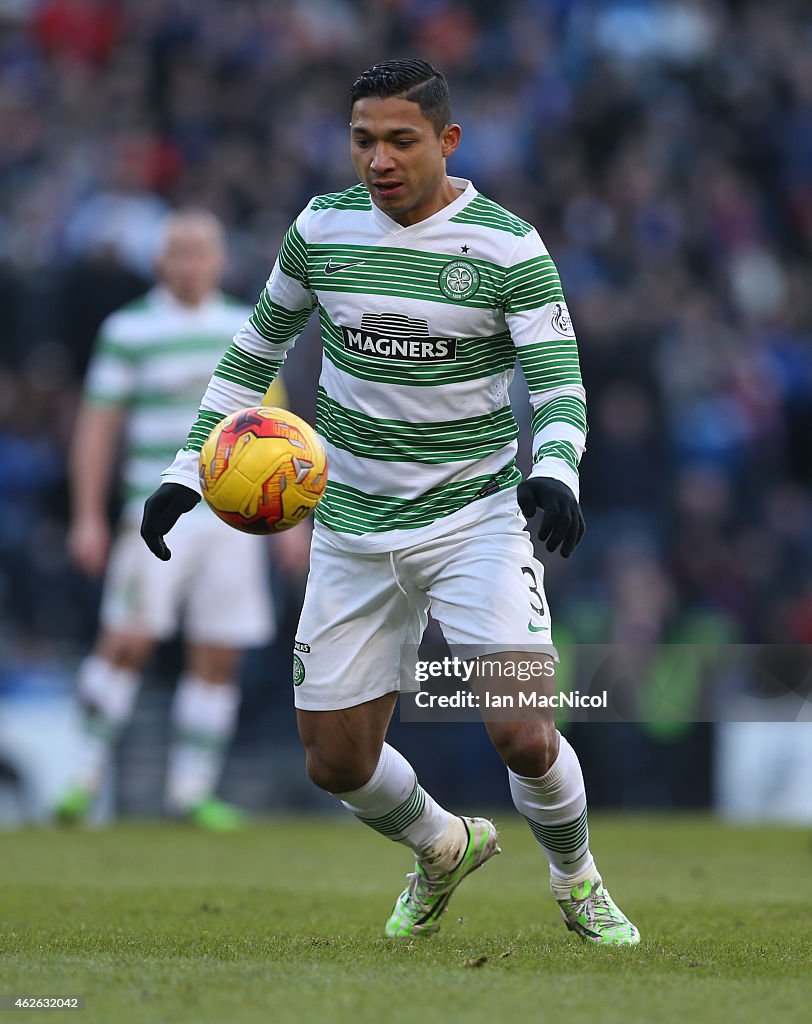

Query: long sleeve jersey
left=162, top=178, right=587, bottom=551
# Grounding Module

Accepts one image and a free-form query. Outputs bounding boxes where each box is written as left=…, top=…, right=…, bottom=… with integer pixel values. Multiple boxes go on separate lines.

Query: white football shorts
left=100, top=507, right=274, bottom=647
left=293, top=490, right=555, bottom=710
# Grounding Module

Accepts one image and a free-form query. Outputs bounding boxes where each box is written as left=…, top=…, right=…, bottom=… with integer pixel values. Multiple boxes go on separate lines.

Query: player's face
left=158, top=223, right=225, bottom=306
left=350, top=96, right=461, bottom=227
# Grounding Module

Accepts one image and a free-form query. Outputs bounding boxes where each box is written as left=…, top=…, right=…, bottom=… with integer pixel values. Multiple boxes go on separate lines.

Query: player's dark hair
left=350, top=59, right=451, bottom=134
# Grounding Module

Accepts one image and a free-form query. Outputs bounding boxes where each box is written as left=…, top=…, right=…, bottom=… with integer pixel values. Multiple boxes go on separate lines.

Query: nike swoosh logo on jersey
left=324, top=259, right=367, bottom=275
left=527, top=621, right=546, bottom=632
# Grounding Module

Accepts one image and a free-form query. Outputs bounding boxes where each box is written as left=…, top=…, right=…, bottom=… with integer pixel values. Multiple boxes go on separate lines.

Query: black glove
left=517, top=477, right=585, bottom=558
left=140, top=483, right=201, bottom=561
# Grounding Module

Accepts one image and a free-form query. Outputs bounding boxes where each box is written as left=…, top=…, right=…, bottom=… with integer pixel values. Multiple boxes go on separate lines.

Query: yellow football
left=199, top=406, right=327, bottom=533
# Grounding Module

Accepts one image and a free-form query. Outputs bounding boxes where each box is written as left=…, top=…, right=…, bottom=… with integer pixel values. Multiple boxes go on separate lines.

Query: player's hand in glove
left=140, top=483, right=201, bottom=561
left=517, top=477, right=585, bottom=558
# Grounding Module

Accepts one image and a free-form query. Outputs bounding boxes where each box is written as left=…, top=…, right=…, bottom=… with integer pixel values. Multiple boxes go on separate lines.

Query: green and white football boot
left=185, top=797, right=244, bottom=833
left=554, top=873, right=640, bottom=945
left=384, top=816, right=500, bottom=938
left=53, top=785, right=94, bottom=825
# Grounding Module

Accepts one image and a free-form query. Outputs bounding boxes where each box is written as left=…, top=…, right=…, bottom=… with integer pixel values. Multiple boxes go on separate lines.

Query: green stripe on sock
left=357, top=782, right=426, bottom=838
left=84, top=713, right=117, bottom=743
left=522, top=807, right=589, bottom=854
left=171, top=729, right=228, bottom=753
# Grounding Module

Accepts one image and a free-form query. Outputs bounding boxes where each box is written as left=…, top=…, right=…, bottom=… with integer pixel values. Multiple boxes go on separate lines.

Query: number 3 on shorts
left=522, top=565, right=546, bottom=619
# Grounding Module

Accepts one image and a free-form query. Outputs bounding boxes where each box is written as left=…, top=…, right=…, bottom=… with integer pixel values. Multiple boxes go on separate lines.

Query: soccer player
left=56, top=210, right=290, bottom=832
left=142, top=62, right=639, bottom=942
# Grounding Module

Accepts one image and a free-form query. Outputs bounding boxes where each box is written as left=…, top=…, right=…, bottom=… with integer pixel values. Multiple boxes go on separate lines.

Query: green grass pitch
left=1, top=814, right=810, bottom=1024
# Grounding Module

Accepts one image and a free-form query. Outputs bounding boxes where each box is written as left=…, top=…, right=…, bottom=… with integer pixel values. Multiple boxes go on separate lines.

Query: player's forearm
left=69, top=402, right=125, bottom=520
left=503, top=232, right=589, bottom=495
left=525, top=385, right=587, bottom=497
left=516, top=326, right=587, bottom=484
left=529, top=384, right=587, bottom=462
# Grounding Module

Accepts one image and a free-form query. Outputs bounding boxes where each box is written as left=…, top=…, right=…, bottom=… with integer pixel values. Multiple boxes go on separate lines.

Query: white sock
left=337, top=743, right=466, bottom=877
left=73, top=655, right=140, bottom=792
left=508, top=732, right=595, bottom=885
left=166, top=674, right=241, bottom=811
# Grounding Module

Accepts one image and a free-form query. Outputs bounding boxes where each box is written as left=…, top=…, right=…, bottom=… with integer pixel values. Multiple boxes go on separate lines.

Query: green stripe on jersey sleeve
left=503, top=256, right=565, bottom=312
left=310, top=184, right=372, bottom=211
left=516, top=341, right=586, bottom=479
left=250, top=290, right=314, bottom=342
left=213, top=343, right=284, bottom=393
left=278, top=222, right=310, bottom=287
left=530, top=395, right=587, bottom=438
left=315, top=462, right=522, bottom=535
left=449, top=195, right=533, bottom=237
left=183, top=409, right=225, bottom=453
left=533, top=439, right=580, bottom=472
left=316, top=387, right=518, bottom=464
left=518, top=339, right=583, bottom=390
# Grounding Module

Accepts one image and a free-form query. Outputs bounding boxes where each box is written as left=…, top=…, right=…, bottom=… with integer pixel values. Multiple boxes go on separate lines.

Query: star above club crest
left=460, top=244, right=469, bottom=253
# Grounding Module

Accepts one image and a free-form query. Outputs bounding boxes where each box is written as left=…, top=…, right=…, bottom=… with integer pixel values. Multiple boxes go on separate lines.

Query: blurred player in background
left=55, top=210, right=292, bottom=832
left=142, top=62, right=638, bottom=941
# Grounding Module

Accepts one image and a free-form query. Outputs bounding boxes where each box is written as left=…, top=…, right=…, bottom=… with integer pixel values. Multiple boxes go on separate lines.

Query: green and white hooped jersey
left=164, top=178, right=587, bottom=549
left=86, top=287, right=254, bottom=522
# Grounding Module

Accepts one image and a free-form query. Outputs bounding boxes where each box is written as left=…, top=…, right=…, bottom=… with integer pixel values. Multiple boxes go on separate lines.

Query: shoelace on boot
left=401, top=870, right=446, bottom=917
left=566, top=885, right=621, bottom=930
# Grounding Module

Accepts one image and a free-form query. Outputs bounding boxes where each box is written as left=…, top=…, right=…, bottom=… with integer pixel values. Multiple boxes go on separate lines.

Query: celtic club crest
left=438, top=260, right=481, bottom=301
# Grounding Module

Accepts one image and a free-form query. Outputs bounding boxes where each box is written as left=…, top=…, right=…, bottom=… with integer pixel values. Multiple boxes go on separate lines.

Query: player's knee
left=305, top=748, right=376, bottom=795
left=492, top=721, right=559, bottom=777
left=96, top=632, right=153, bottom=672
left=186, top=644, right=239, bottom=683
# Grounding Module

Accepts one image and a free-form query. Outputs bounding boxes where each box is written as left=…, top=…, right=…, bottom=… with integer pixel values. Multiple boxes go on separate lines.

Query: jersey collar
left=369, top=176, right=477, bottom=238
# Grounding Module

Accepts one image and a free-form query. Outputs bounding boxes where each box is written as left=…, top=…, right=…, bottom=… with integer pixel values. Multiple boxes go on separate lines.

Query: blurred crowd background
left=1, top=0, right=811, bottom=821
